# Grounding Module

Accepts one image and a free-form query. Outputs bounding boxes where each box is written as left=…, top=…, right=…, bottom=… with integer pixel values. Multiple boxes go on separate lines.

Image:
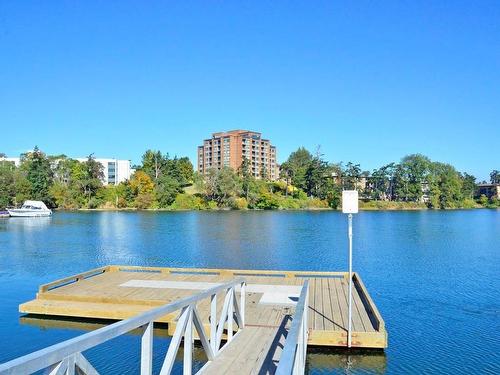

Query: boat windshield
left=22, top=205, right=42, bottom=210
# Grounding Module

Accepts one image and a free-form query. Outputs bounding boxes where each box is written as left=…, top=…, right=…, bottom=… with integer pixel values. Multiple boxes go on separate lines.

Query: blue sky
left=1, top=1, right=498, bottom=180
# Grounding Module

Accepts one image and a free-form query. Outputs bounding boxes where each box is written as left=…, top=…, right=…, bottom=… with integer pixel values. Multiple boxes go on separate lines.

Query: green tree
left=428, top=162, right=464, bottom=208
left=490, top=170, right=500, bottom=184
left=0, top=161, right=16, bottom=209
left=114, top=182, right=135, bottom=208
left=279, top=161, right=293, bottom=198
left=305, top=155, right=330, bottom=198
left=129, top=170, right=156, bottom=208
left=400, top=154, right=431, bottom=202
left=478, top=194, right=489, bottom=206
left=461, top=173, right=476, bottom=199
left=204, top=167, right=242, bottom=206
left=370, top=163, right=396, bottom=200
left=255, top=192, right=280, bottom=209
left=141, top=150, right=165, bottom=181
left=342, top=162, right=362, bottom=190
left=68, top=154, right=104, bottom=207
left=325, top=178, right=341, bottom=208
left=21, top=146, right=54, bottom=206
left=176, top=157, right=194, bottom=186
left=155, top=175, right=181, bottom=207
left=391, top=154, right=431, bottom=202
left=286, top=147, right=313, bottom=191
left=238, top=157, right=253, bottom=200
left=13, top=170, right=31, bottom=205
left=84, top=154, right=104, bottom=205
left=49, top=181, right=75, bottom=209
left=260, top=164, right=268, bottom=180
left=52, top=156, right=79, bottom=185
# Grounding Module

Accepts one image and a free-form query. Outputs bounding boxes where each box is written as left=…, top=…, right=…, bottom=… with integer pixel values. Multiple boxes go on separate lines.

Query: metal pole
left=348, top=213, right=353, bottom=348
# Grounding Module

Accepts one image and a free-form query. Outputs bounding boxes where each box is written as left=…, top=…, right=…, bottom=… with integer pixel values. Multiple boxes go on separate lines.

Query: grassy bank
left=359, top=201, right=428, bottom=210
left=67, top=199, right=498, bottom=212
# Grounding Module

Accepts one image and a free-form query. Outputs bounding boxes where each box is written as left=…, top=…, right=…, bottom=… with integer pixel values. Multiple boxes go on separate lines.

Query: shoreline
left=57, top=206, right=497, bottom=212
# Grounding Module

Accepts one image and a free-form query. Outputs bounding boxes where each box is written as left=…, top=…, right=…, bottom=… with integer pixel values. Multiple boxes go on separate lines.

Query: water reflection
left=20, top=314, right=170, bottom=337
left=307, top=347, right=387, bottom=374
left=97, top=212, right=137, bottom=261
left=1, top=216, right=52, bottom=231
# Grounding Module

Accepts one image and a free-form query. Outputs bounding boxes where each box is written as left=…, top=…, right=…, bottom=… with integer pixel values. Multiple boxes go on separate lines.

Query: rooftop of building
left=212, top=129, right=261, bottom=136
left=477, top=183, right=500, bottom=187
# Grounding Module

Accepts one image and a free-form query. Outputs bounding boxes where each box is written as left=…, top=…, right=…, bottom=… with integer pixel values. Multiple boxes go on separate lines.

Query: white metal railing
left=0, top=278, right=246, bottom=375
left=275, top=280, right=309, bottom=375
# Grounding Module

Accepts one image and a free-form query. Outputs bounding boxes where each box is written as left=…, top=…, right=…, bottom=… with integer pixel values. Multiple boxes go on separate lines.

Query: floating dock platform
left=20, top=265, right=387, bottom=350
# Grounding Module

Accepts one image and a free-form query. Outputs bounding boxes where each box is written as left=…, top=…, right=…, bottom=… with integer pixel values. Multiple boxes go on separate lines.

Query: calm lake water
left=0, top=210, right=499, bottom=374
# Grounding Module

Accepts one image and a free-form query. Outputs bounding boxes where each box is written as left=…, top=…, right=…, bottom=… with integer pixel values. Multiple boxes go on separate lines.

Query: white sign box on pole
left=342, top=190, right=359, bottom=214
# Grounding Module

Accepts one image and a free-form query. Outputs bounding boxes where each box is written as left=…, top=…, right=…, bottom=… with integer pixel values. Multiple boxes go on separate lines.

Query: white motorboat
left=8, top=200, right=52, bottom=217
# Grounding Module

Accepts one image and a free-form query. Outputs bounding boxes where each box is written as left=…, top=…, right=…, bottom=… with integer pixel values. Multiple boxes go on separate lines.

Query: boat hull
left=7, top=209, right=52, bottom=217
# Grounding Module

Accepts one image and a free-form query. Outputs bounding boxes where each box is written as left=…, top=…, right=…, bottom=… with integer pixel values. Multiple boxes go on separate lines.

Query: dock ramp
left=0, top=277, right=309, bottom=374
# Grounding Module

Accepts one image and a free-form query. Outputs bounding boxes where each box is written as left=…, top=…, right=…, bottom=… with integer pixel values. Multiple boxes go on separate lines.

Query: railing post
left=228, top=287, right=234, bottom=342
left=275, top=280, right=309, bottom=375
left=296, top=325, right=303, bottom=375
left=210, top=293, right=217, bottom=353
left=66, top=354, right=75, bottom=375
left=184, top=306, right=193, bottom=375
left=303, top=286, right=309, bottom=365
left=240, top=281, right=246, bottom=328
left=348, top=213, right=353, bottom=348
left=141, top=321, right=153, bottom=375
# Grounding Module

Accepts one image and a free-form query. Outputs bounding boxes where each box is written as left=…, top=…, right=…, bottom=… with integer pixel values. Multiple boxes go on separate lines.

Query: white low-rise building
left=1, top=156, right=133, bottom=185
left=0, top=157, right=21, bottom=167
left=76, top=158, right=133, bottom=185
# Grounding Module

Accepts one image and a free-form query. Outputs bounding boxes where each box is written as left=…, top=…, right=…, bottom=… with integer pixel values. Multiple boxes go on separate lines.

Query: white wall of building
left=76, top=158, right=132, bottom=185
left=0, top=157, right=21, bottom=167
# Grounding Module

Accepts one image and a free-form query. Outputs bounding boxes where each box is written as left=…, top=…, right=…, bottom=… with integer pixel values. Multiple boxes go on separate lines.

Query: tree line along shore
left=0, top=147, right=499, bottom=211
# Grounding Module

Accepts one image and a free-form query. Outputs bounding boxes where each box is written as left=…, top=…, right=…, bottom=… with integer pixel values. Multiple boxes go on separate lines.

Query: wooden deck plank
left=352, top=283, right=375, bottom=332
left=201, top=326, right=282, bottom=375
left=327, top=278, right=343, bottom=331
left=339, top=277, right=364, bottom=332
left=313, top=278, right=324, bottom=331
left=332, top=278, right=347, bottom=331
left=321, top=278, right=335, bottom=331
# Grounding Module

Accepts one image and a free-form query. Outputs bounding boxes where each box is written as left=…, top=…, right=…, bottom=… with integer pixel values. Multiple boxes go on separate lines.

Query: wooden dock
left=20, top=265, right=387, bottom=352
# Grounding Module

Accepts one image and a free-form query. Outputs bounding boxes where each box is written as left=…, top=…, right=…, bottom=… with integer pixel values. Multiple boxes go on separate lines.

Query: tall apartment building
left=197, top=130, right=278, bottom=180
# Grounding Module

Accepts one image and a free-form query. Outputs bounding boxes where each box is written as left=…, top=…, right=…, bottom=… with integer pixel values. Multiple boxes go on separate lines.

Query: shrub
left=232, top=197, right=248, bottom=210
left=488, top=197, right=500, bottom=208
left=87, top=197, right=101, bottom=209
left=359, top=200, right=427, bottom=210
left=461, top=198, right=477, bottom=209
left=303, top=198, right=329, bottom=209
left=171, top=193, right=206, bottom=210
left=134, top=192, right=155, bottom=209
left=207, top=200, right=218, bottom=209
left=278, top=196, right=302, bottom=209
left=293, top=189, right=308, bottom=200
left=256, top=192, right=280, bottom=209
left=117, top=197, right=129, bottom=208
left=478, top=194, right=489, bottom=206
